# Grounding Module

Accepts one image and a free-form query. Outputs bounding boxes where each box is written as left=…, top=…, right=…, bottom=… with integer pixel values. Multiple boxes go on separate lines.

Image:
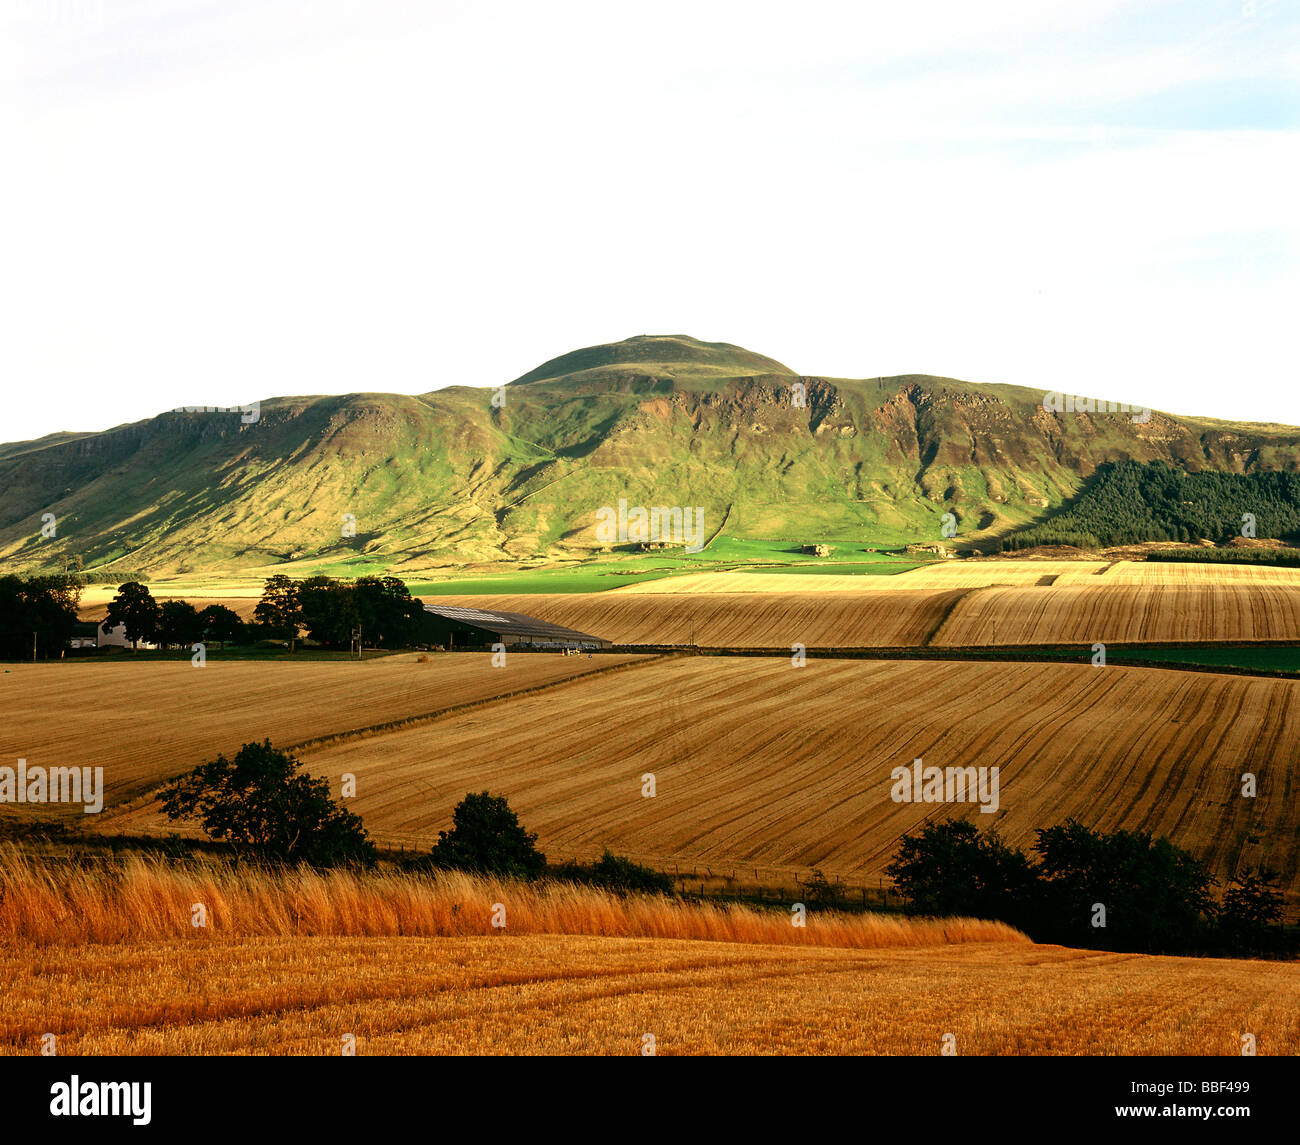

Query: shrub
left=554, top=850, right=675, bottom=896
left=161, top=739, right=375, bottom=868
left=1032, top=820, right=1214, bottom=953
left=427, top=792, right=547, bottom=879
left=1217, top=867, right=1291, bottom=956
left=885, top=820, right=1041, bottom=932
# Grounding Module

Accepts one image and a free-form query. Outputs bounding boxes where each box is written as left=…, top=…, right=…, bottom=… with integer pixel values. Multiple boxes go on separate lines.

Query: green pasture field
left=409, top=537, right=930, bottom=594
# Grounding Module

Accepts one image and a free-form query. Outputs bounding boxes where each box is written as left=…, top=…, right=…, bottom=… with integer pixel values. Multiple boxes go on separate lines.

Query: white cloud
left=1, top=0, right=1296, bottom=440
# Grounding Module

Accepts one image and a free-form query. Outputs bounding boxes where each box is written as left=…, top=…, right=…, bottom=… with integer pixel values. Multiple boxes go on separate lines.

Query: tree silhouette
left=162, top=739, right=375, bottom=867
left=103, top=581, right=159, bottom=650
left=429, top=791, right=547, bottom=878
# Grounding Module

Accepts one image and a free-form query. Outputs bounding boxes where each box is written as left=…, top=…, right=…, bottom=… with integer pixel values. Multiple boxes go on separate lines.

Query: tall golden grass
left=0, top=846, right=1024, bottom=949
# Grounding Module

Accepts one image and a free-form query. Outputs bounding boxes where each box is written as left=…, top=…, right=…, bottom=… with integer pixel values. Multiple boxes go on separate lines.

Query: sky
left=2, top=0, right=1297, bottom=442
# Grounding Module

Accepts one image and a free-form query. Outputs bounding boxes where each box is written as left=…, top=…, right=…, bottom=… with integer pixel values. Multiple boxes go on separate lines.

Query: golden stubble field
left=92, top=656, right=1300, bottom=896
left=606, top=560, right=1300, bottom=592
left=1, top=855, right=1294, bottom=1056
left=930, top=583, right=1300, bottom=644
left=23, top=558, right=1297, bottom=1059
left=429, top=589, right=966, bottom=646
left=7, top=935, right=1296, bottom=1055
left=0, top=653, right=650, bottom=820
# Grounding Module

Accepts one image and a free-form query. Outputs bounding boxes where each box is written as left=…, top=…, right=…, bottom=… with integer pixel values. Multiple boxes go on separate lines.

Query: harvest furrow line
left=919, top=587, right=981, bottom=646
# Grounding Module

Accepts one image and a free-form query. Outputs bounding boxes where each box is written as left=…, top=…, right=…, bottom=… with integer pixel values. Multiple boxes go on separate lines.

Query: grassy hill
left=2, top=334, right=1299, bottom=577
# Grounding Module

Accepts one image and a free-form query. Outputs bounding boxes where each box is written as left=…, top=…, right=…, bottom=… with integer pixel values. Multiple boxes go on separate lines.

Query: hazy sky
left=2, top=0, right=1297, bottom=442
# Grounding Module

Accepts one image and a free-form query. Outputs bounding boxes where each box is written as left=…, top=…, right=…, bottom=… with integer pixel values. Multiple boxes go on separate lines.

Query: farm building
left=418, top=604, right=610, bottom=650
left=97, top=621, right=158, bottom=650
left=68, top=621, right=100, bottom=650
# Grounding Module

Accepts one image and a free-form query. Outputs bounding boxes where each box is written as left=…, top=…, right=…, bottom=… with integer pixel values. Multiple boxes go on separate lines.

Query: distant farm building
left=97, top=622, right=158, bottom=650
left=68, top=621, right=99, bottom=650
left=905, top=543, right=956, bottom=559
left=418, top=604, right=610, bottom=650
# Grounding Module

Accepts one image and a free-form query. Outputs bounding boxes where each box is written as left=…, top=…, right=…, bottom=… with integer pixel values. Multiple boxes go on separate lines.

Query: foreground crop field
left=0, top=653, right=649, bottom=820
left=4, top=934, right=1294, bottom=1055
left=0, top=853, right=1291, bottom=1056
left=102, top=657, right=1300, bottom=897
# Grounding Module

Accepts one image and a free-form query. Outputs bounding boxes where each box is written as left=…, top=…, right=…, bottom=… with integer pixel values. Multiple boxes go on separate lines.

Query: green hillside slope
left=1, top=335, right=1297, bottom=576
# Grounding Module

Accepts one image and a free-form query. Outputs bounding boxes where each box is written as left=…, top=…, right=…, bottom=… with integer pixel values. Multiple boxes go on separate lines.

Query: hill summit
left=509, top=335, right=797, bottom=386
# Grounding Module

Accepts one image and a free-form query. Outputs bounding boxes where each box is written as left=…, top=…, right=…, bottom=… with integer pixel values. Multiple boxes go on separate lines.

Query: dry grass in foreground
left=3, top=935, right=1296, bottom=1055
left=0, top=847, right=1023, bottom=949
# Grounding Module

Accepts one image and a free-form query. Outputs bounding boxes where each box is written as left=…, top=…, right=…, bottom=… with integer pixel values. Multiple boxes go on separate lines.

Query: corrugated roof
left=422, top=604, right=607, bottom=644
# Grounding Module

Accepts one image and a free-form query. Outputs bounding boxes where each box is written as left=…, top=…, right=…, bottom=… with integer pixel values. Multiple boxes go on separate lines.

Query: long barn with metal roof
left=418, top=604, right=610, bottom=650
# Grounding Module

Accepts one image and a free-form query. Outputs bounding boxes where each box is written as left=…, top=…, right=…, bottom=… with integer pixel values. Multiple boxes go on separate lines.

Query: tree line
left=0, top=574, right=82, bottom=659
left=102, top=582, right=248, bottom=649
left=251, top=573, right=424, bottom=649
left=886, top=819, right=1292, bottom=959
left=1146, top=547, right=1300, bottom=567
left=1003, top=460, right=1300, bottom=550
left=99, top=573, right=425, bottom=651
left=163, top=740, right=673, bottom=895
left=2, top=571, right=426, bottom=656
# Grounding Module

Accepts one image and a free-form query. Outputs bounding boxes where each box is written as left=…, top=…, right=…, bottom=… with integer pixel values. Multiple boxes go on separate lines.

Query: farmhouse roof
left=421, top=604, right=608, bottom=646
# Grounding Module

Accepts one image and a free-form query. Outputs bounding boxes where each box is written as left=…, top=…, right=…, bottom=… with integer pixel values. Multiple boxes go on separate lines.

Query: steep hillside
left=2, top=334, right=1298, bottom=576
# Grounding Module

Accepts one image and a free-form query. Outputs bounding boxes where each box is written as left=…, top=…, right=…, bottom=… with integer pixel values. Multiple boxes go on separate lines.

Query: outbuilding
left=417, top=604, right=609, bottom=650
